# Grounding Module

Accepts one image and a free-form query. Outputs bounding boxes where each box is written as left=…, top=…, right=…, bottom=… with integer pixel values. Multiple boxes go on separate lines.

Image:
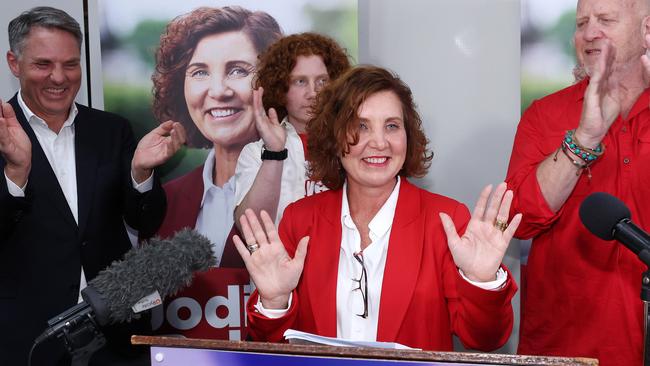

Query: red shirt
left=298, top=132, right=308, bottom=159
left=506, top=79, right=650, bottom=366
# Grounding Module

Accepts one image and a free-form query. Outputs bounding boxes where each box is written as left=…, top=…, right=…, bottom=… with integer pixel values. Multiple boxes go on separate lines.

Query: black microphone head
left=579, top=192, right=631, bottom=241
left=86, top=228, right=216, bottom=324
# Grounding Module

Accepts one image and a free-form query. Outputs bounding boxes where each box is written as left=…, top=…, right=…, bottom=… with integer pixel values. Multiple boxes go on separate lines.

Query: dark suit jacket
left=248, top=179, right=517, bottom=351
left=0, top=95, right=166, bottom=366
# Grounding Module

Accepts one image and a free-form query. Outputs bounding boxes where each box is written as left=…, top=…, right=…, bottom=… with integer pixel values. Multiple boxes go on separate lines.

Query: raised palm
left=440, top=183, right=521, bottom=282
left=233, top=209, right=308, bottom=309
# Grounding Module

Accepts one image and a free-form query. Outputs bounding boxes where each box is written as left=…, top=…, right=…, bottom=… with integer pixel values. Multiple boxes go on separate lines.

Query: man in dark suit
left=0, top=6, right=186, bottom=365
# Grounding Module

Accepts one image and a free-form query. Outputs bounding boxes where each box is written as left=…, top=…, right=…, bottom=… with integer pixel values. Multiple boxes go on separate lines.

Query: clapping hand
left=642, top=34, right=650, bottom=109
left=131, top=121, right=186, bottom=183
left=0, top=100, right=31, bottom=187
left=439, top=182, right=522, bottom=282
left=253, top=87, right=286, bottom=152
left=233, top=209, right=309, bottom=309
left=576, top=38, right=620, bottom=148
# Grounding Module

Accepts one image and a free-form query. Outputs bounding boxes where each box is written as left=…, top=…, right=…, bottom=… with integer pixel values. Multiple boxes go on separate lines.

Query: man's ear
left=6, top=51, right=20, bottom=78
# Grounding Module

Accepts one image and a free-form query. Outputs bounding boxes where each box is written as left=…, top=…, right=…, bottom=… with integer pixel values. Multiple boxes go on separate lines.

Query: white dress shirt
left=335, top=178, right=399, bottom=340
left=194, top=149, right=235, bottom=265
left=7, top=93, right=78, bottom=206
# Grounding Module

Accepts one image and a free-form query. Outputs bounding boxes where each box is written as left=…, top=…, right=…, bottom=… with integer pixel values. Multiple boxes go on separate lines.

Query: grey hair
left=8, top=6, right=82, bottom=57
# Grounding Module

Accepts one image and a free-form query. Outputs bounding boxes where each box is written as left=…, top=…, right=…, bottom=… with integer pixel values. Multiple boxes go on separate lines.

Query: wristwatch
left=261, top=146, right=288, bottom=161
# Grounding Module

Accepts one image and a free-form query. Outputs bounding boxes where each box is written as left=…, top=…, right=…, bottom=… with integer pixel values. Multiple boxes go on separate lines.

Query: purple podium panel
left=133, top=337, right=597, bottom=365
left=150, top=346, right=491, bottom=366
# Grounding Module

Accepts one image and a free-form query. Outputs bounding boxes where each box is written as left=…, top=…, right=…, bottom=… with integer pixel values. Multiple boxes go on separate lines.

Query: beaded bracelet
left=554, top=143, right=593, bottom=179
left=564, top=129, right=604, bottom=163
left=552, top=129, right=605, bottom=180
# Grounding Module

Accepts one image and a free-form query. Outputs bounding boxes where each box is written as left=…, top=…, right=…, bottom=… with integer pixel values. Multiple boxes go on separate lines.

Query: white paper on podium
left=283, top=329, right=419, bottom=350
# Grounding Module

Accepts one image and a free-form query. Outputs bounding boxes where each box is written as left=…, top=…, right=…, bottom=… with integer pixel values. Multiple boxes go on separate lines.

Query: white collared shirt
left=12, top=92, right=79, bottom=222
left=194, top=149, right=235, bottom=265
left=335, top=178, right=401, bottom=341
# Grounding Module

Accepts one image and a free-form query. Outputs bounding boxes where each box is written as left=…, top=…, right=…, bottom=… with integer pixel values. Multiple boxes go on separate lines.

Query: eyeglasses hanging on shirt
left=352, top=252, right=368, bottom=319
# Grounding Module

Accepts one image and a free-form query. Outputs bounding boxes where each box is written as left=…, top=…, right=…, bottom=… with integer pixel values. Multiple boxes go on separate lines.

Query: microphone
left=34, top=228, right=216, bottom=347
left=579, top=192, right=650, bottom=265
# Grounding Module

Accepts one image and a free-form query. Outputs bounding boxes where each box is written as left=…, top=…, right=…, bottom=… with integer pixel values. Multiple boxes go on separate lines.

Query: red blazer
left=248, top=179, right=516, bottom=351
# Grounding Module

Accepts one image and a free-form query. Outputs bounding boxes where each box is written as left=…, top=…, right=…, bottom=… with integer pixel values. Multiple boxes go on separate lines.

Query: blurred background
left=520, top=0, right=575, bottom=265
left=521, top=0, right=576, bottom=112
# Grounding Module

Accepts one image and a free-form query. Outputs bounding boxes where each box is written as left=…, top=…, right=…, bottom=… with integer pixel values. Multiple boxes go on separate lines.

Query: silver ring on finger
left=247, top=242, right=260, bottom=254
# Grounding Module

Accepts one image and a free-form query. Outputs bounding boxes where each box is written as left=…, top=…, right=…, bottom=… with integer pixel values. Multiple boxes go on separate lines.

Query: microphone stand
left=40, top=301, right=106, bottom=366
left=638, top=250, right=650, bottom=366
left=63, top=318, right=106, bottom=366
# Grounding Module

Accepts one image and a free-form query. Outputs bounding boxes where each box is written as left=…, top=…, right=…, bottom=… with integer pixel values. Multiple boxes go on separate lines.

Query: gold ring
left=494, top=219, right=508, bottom=232
left=247, top=243, right=260, bottom=253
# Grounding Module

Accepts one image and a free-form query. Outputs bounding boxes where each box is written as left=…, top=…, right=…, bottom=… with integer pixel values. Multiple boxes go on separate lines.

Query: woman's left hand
left=439, top=182, right=522, bottom=282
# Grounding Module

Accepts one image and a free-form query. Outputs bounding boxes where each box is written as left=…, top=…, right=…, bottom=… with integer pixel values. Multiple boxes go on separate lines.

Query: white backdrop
left=358, top=0, right=521, bottom=352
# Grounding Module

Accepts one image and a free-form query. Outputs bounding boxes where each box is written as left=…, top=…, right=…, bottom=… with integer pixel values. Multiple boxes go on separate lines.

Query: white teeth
left=45, top=88, right=65, bottom=94
left=210, top=109, right=237, bottom=118
left=364, top=157, right=387, bottom=164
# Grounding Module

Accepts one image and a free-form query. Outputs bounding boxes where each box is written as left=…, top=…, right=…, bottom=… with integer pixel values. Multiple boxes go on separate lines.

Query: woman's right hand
left=253, top=87, right=286, bottom=151
left=233, top=209, right=309, bottom=309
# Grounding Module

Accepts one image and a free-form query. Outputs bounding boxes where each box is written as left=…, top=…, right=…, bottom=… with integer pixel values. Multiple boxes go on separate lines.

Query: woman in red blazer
left=234, top=66, right=521, bottom=351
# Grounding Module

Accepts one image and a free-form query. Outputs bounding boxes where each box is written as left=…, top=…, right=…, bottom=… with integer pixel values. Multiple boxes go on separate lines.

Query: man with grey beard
left=505, top=0, right=650, bottom=365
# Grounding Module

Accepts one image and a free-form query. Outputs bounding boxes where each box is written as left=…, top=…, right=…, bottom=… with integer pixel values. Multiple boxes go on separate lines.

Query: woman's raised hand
left=439, top=182, right=522, bottom=282
left=233, top=209, right=309, bottom=309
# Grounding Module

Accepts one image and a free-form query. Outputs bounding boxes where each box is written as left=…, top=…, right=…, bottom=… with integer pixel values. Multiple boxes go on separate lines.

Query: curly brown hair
left=152, top=6, right=282, bottom=148
left=254, top=32, right=351, bottom=122
left=307, top=65, right=432, bottom=190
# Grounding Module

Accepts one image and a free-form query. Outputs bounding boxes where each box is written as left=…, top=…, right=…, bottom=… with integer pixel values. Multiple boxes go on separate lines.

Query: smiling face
left=7, top=26, right=81, bottom=126
left=574, top=0, right=647, bottom=75
left=184, top=31, right=259, bottom=149
left=284, top=54, right=329, bottom=131
left=340, top=90, right=407, bottom=193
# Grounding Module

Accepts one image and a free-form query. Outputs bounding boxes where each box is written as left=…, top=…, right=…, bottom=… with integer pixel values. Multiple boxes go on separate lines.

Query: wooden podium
left=132, top=335, right=598, bottom=365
